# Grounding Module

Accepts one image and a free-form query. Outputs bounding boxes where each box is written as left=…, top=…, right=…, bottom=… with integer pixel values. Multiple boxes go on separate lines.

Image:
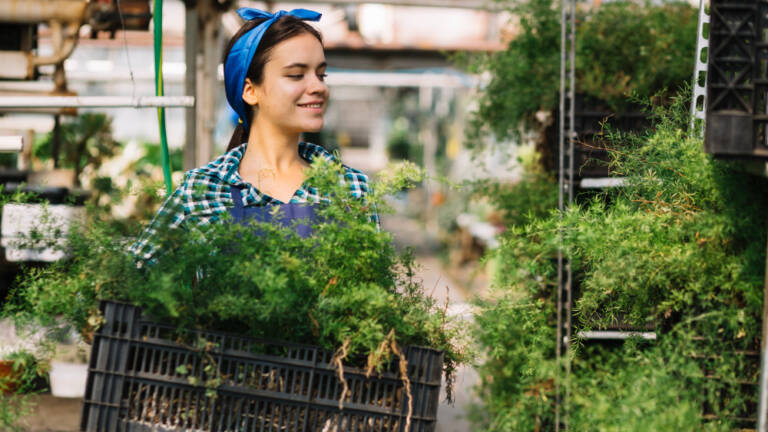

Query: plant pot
left=49, top=361, right=88, bottom=398
left=0, top=202, right=86, bottom=262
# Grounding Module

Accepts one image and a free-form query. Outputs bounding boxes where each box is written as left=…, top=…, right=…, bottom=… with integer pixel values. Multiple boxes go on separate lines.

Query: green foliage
left=464, top=0, right=697, bottom=144
left=472, top=146, right=558, bottom=227
left=0, top=152, right=18, bottom=168
left=136, top=141, right=183, bottom=172
left=1, top=351, right=47, bottom=394
left=577, top=3, right=698, bottom=109
left=0, top=394, right=33, bottom=432
left=570, top=96, right=766, bottom=331
left=5, top=160, right=467, bottom=400
left=568, top=337, right=718, bottom=431
left=471, top=291, right=557, bottom=430
left=0, top=350, right=48, bottom=431
left=34, top=113, right=122, bottom=186
left=473, top=93, right=768, bottom=429
left=463, top=0, right=559, bottom=142
left=387, top=117, right=423, bottom=165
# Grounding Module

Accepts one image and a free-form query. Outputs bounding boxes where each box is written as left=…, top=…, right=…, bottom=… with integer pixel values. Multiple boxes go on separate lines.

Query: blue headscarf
left=224, top=8, right=322, bottom=132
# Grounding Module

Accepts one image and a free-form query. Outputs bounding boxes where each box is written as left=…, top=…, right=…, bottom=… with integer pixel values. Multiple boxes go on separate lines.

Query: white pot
left=0, top=203, right=86, bottom=262
left=49, top=361, right=88, bottom=398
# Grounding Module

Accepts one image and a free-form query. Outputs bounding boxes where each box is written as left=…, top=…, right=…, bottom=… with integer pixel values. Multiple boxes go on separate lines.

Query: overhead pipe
left=0, top=96, right=194, bottom=108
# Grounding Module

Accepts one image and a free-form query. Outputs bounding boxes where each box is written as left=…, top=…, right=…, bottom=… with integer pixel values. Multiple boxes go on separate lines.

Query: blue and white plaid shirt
left=129, top=141, right=378, bottom=266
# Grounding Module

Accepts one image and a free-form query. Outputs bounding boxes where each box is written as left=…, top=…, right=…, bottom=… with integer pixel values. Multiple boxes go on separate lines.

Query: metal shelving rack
left=555, top=0, right=764, bottom=427
left=554, top=0, right=661, bottom=427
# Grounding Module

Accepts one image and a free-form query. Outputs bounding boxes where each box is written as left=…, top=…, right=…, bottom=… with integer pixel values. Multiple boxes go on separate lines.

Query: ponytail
left=226, top=123, right=247, bottom=152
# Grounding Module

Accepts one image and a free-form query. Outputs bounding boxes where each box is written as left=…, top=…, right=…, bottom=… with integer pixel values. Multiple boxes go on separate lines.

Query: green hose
left=153, top=0, right=173, bottom=195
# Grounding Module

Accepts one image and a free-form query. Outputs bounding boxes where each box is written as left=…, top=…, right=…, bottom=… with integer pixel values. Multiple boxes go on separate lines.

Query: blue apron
left=229, top=185, right=319, bottom=238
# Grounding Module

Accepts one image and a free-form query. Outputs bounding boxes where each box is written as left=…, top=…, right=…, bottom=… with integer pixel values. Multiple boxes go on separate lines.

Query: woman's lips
left=297, top=102, right=324, bottom=112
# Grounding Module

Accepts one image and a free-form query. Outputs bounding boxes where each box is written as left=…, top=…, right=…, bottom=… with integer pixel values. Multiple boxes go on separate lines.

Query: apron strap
left=229, top=185, right=245, bottom=221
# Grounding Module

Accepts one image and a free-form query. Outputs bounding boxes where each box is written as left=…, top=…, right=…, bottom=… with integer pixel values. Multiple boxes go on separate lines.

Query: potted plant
left=30, top=113, right=121, bottom=189
left=0, top=113, right=117, bottom=263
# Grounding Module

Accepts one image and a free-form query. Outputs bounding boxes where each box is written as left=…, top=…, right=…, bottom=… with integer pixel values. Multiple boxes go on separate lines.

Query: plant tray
left=80, top=301, right=443, bottom=432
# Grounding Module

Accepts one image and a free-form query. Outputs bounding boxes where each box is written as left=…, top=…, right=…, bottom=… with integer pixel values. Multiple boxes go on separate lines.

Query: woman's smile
left=297, top=101, right=324, bottom=112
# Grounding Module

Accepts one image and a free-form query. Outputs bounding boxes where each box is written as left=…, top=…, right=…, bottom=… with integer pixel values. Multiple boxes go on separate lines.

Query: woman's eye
left=286, top=74, right=303, bottom=79
left=318, top=73, right=328, bottom=81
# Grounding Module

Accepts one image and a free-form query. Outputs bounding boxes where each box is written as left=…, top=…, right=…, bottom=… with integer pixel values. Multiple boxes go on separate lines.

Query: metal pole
left=557, top=0, right=576, bottom=428
left=556, top=0, right=567, bottom=426
left=565, top=1, right=576, bottom=429
left=195, top=0, right=221, bottom=167
left=758, top=223, right=768, bottom=431
left=184, top=0, right=199, bottom=171
left=690, top=0, right=709, bottom=134
left=0, top=96, right=194, bottom=108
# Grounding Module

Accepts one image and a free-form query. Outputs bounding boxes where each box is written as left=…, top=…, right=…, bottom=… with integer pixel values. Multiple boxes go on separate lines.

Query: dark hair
left=224, top=16, right=323, bottom=152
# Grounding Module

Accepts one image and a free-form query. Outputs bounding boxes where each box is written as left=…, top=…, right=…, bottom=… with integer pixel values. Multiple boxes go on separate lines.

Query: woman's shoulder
left=301, top=141, right=371, bottom=197
left=159, top=151, right=241, bottom=221
left=190, top=145, right=244, bottom=181
left=178, top=146, right=245, bottom=195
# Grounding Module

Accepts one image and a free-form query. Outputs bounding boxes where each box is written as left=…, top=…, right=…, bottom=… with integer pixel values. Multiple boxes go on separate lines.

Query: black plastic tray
left=81, top=301, right=443, bottom=431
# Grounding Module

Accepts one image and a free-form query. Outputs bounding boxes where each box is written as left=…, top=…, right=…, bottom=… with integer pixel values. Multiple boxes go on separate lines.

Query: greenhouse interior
left=1, top=0, right=767, bottom=431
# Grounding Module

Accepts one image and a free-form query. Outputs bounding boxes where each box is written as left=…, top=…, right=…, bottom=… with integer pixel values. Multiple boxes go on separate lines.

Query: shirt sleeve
left=343, top=167, right=380, bottom=231
left=368, top=202, right=381, bottom=232
left=128, top=184, right=188, bottom=268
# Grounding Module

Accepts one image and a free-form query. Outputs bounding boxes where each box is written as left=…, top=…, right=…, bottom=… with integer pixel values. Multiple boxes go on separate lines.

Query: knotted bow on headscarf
left=224, top=8, right=322, bottom=132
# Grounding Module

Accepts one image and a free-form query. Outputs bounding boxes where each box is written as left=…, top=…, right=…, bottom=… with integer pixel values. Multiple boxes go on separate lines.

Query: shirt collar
left=205, top=141, right=337, bottom=197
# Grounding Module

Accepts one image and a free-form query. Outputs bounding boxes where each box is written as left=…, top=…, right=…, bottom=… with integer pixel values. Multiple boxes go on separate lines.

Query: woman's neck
left=240, top=121, right=306, bottom=174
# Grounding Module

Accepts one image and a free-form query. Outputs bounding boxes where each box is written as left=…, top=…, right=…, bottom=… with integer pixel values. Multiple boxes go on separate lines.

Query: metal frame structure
left=690, top=0, right=709, bottom=134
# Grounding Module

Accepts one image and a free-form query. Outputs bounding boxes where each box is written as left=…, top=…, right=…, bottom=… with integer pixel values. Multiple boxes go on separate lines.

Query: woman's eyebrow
left=282, top=62, right=327, bottom=70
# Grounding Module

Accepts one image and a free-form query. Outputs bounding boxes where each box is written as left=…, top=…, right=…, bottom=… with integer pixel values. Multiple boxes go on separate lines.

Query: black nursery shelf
left=81, top=301, right=443, bottom=432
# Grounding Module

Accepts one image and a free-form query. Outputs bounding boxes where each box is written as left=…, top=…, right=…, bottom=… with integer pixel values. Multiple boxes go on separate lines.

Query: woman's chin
left=302, top=123, right=324, bottom=133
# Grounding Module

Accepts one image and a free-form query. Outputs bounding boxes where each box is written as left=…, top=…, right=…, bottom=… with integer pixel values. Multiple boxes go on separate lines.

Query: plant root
left=390, top=337, right=413, bottom=432
left=366, top=329, right=395, bottom=378
left=332, top=338, right=351, bottom=410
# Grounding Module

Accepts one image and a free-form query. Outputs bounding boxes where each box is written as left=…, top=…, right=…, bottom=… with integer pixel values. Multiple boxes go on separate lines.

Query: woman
left=130, top=8, right=377, bottom=266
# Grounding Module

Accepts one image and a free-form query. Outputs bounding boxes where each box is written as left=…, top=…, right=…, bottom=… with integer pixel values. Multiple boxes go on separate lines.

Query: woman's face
left=245, top=32, right=329, bottom=134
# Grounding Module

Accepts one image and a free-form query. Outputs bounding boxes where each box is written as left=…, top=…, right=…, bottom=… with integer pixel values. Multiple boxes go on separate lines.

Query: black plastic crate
left=81, top=301, right=443, bottom=432
left=705, top=0, right=768, bottom=158
left=551, top=95, right=650, bottom=179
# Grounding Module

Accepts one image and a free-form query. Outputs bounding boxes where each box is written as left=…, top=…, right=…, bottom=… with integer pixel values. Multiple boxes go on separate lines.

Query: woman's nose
left=308, top=75, right=328, bottom=96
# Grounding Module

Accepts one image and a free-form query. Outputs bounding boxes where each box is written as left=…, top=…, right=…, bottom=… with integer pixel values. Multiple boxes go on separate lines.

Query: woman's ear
left=242, top=78, right=259, bottom=106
